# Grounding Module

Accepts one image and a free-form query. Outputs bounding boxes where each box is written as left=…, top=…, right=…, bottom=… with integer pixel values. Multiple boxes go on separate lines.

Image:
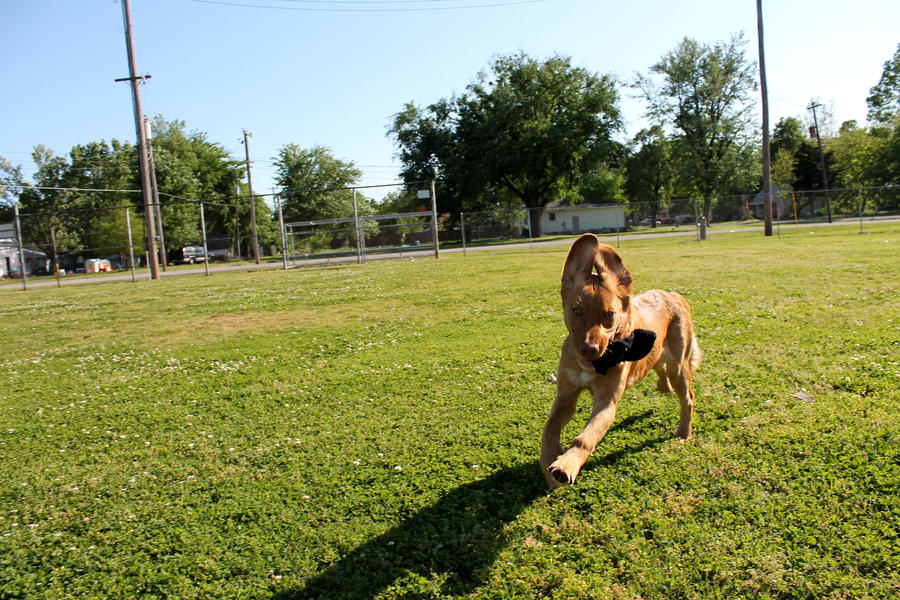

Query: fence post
left=859, top=191, right=865, bottom=234
left=275, top=194, right=288, bottom=270
left=792, top=192, right=799, bottom=229
left=694, top=199, right=700, bottom=242
left=13, top=203, right=27, bottom=291
left=430, top=179, right=440, bottom=259
left=460, top=212, right=467, bottom=257
left=50, top=228, right=61, bottom=288
left=126, top=208, right=137, bottom=283
left=200, top=201, right=210, bottom=277
left=289, top=225, right=295, bottom=267
left=352, top=188, right=362, bottom=264
left=527, top=207, right=534, bottom=252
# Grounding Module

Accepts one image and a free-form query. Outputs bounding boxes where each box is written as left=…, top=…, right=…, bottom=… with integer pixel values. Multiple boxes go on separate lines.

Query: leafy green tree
left=863, top=46, right=900, bottom=203
left=274, top=144, right=367, bottom=222
left=625, top=126, right=672, bottom=227
left=0, top=156, right=26, bottom=222
left=9, top=119, right=265, bottom=260
left=770, top=117, right=804, bottom=189
left=865, top=115, right=900, bottom=206
left=771, top=117, right=806, bottom=157
left=274, top=145, right=371, bottom=250
left=769, top=115, right=836, bottom=213
left=148, top=117, right=244, bottom=249
left=866, top=43, right=900, bottom=125
left=830, top=121, right=874, bottom=188
left=636, top=34, right=757, bottom=221
left=18, top=142, right=140, bottom=254
left=578, top=165, right=627, bottom=204
left=390, top=52, right=622, bottom=235
left=793, top=142, right=836, bottom=192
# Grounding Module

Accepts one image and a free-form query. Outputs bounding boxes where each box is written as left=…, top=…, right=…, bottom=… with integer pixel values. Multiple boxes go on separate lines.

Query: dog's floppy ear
left=562, top=234, right=633, bottom=296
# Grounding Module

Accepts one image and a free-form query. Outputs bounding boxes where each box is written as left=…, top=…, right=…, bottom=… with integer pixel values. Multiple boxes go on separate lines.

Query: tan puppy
left=541, top=234, right=702, bottom=488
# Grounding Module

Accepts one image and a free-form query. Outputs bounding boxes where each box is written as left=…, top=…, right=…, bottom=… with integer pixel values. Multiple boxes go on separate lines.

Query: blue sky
left=2, top=0, right=898, bottom=201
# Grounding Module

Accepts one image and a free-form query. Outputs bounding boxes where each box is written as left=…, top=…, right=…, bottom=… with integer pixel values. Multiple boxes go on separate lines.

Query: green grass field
left=2, top=224, right=898, bottom=599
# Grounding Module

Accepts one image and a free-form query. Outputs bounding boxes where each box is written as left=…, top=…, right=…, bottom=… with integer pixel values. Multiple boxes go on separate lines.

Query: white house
left=0, top=222, right=48, bottom=278
left=541, top=201, right=625, bottom=235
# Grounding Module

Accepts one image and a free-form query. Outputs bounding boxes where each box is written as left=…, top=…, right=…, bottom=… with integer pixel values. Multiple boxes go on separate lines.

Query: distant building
left=748, top=186, right=788, bottom=220
left=541, top=200, right=626, bottom=235
left=0, top=222, right=48, bottom=277
left=748, top=185, right=824, bottom=220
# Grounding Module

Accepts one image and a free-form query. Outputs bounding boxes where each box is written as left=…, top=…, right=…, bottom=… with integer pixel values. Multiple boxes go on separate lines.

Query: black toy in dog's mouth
left=591, top=329, right=657, bottom=375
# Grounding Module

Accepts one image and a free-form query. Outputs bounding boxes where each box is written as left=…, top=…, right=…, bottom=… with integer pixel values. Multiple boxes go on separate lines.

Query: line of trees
left=2, top=38, right=898, bottom=251
left=390, top=38, right=900, bottom=234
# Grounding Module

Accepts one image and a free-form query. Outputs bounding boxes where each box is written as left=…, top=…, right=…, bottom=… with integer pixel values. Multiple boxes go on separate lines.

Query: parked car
left=207, top=248, right=231, bottom=262
left=171, top=246, right=207, bottom=264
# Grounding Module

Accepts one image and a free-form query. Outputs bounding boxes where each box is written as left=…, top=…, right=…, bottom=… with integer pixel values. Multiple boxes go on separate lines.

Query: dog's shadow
left=275, top=410, right=659, bottom=600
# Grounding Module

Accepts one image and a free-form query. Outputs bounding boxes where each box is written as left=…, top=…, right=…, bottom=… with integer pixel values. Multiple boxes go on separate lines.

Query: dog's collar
left=591, top=329, right=657, bottom=375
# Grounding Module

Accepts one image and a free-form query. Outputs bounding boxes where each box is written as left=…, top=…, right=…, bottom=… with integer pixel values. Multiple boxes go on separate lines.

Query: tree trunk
left=528, top=205, right=543, bottom=238
left=703, top=198, right=713, bottom=225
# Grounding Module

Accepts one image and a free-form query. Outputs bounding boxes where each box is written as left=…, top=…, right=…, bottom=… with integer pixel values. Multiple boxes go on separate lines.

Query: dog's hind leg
left=672, top=378, right=694, bottom=439
left=654, top=361, right=673, bottom=394
left=671, top=332, right=701, bottom=440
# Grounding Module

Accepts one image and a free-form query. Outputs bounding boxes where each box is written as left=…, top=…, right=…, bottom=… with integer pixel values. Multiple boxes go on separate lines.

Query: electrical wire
left=191, top=0, right=548, bottom=12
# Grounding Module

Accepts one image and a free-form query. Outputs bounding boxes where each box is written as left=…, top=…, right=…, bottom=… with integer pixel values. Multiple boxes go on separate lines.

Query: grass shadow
left=275, top=462, right=546, bottom=600
left=277, top=411, right=662, bottom=599
left=578, top=409, right=669, bottom=474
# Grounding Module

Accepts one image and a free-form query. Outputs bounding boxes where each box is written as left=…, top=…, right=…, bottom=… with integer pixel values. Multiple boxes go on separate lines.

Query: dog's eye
left=572, top=308, right=582, bottom=317
left=605, top=311, right=615, bottom=320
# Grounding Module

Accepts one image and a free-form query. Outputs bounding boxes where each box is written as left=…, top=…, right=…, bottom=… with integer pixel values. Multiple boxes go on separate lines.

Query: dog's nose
left=581, top=342, right=600, bottom=357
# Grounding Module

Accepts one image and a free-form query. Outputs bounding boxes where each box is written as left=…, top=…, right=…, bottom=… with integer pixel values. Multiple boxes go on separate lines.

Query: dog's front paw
left=546, top=456, right=580, bottom=488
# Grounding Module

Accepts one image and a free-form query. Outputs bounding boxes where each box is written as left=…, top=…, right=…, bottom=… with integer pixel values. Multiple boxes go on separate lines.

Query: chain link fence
left=283, top=181, right=438, bottom=265
left=3, top=184, right=897, bottom=289
left=1, top=193, right=255, bottom=289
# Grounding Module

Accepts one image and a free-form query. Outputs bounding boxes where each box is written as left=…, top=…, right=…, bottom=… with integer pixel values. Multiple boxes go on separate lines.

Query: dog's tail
left=687, top=329, right=703, bottom=376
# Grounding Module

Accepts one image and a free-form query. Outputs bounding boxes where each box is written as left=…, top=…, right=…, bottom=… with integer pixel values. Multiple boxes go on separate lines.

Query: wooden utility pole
left=242, top=129, right=261, bottom=264
left=119, top=0, right=159, bottom=279
left=233, top=178, right=241, bottom=258
left=808, top=102, right=833, bottom=223
left=13, top=203, right=27, bottom=291
left=144, top=116, right=167, bottom=270
left=756, top=0, right=773, bottom=237
left=430, top=179, right=440, bottom=259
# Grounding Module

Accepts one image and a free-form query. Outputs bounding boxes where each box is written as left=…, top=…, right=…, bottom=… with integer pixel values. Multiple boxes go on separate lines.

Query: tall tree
left=274, top=144, right=367, bottom=223
left=149, top=117, right=245, bottom=248
left=17, top=142, right=141, bottom=254
left=864, top=46, right=900, bottom=203
left=390, top=52, right=621, bottom=235
left=636, top=34, right=757, bottom=221
left=625, top=126, right=672, bottom=227
left=866, top=43, right=900, bottom=126
left=0, top=156, right=26, bottom=222
left=771, top=116, right=806, bottom=157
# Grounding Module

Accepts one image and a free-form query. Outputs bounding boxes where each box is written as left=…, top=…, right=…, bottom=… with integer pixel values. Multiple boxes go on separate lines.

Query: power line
left=191, top=0, right=548, bottom=12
